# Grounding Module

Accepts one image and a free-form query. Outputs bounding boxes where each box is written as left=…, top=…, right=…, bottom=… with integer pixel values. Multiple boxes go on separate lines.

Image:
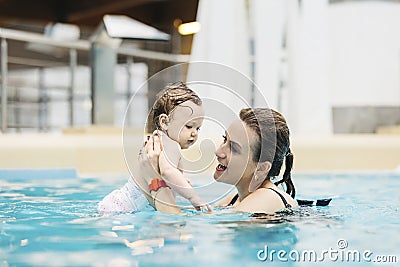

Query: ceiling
left=0, top=0, right=198, bottom=70
left=0, top=0, right=198, bottom=35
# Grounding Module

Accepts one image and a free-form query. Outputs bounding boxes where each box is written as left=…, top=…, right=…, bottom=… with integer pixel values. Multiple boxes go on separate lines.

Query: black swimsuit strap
left=228, top=193, right=239, bottom=206
left=227, top=188, right=291, bottom=209
left=267, top=188, right=292, bottom=208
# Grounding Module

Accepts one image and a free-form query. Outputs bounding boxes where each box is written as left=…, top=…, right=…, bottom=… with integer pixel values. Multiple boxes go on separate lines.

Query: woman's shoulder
left=257, top=187, right=296, bottom=209
left=215, top=193, right=238, bottom=207
left=235, top=187, right=296, bottom=213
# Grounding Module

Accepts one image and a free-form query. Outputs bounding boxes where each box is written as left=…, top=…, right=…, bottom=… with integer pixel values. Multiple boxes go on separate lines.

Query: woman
left=138, top=108, right=297, bottom=214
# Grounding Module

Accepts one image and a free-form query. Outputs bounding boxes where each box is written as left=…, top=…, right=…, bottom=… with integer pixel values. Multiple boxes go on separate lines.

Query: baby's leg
left=97, top=179, right=148, bottom=213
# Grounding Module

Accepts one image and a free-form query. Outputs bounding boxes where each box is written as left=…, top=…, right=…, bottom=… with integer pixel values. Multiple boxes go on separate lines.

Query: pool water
left=1, top=172, right=399, bottom=266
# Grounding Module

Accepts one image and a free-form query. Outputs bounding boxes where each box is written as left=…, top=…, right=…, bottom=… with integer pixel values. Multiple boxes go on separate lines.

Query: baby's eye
left=196, top=127, right=201, bottom=131
left=186, top=125, right=193, bottom=129
left=222, top=135, right=227, bottom=143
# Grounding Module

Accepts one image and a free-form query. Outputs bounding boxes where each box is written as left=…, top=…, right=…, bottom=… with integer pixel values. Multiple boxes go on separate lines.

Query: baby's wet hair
left=147, top=81, right=202, bottom=132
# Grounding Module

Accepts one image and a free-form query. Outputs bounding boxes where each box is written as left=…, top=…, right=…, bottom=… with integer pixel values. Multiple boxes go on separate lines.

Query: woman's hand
left=138, top=131, right=163, bottom=184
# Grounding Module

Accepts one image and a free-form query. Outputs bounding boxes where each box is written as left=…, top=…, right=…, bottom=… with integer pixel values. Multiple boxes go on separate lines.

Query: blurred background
left=0, top=0, right=399, bottom=173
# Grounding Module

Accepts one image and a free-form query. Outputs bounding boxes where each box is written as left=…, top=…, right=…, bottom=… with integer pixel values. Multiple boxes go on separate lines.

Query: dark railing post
left=125, top=56, right=133, bottom=125
left=1, top=38, right=8, bottom=133
left=69, top=48, right=77, bottom=126
left=38, top=67, right=47, bottom=131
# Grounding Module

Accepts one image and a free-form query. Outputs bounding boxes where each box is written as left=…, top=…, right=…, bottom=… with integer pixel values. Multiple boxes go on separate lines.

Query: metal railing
left=0, top=27, right=190, bottom=133
left=1, top=37, right=7, bottom=132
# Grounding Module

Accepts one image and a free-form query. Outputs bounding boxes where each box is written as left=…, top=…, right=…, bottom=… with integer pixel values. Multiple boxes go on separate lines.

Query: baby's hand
left=188, top=195, right=213, bottom=213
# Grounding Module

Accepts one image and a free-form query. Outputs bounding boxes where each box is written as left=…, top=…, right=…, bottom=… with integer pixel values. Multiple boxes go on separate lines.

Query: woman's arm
left=138, top=134, right=182, bottom=214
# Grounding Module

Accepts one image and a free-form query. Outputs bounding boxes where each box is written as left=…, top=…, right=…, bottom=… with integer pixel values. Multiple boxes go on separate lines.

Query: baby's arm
left=159, top=139, right=210, bottom=211
left=159, top=152, right=208, bottom=210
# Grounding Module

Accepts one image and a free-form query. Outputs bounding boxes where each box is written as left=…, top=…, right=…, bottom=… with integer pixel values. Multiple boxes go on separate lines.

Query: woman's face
left=214, top=119, right=258, bottom=186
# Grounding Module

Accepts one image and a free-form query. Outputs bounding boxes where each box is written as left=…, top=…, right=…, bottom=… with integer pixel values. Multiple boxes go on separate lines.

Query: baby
left=98, top=81, right=211, bottom=213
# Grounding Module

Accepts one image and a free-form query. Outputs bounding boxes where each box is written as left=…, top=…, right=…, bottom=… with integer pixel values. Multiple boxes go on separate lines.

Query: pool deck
left=1, top=127, right=400, bottom=175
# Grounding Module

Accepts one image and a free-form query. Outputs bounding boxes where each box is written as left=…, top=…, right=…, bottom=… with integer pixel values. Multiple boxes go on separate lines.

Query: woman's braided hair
left=239, top=108, right=295, bottom=197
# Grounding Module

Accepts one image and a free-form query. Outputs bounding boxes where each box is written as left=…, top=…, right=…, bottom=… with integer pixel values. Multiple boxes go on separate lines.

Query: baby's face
left=167, top=101, right=204, bottom=149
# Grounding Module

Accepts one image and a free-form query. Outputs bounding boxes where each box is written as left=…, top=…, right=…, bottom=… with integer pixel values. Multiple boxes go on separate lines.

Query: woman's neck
left=236, top=178, right=251, bottom=201
left=236, top=179, right=275, bottom=201
left=236, top=185, right=250, bottom=201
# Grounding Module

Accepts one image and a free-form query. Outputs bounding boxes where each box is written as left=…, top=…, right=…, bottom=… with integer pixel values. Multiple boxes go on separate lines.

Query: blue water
left=1, top=172, right=399, bottom=266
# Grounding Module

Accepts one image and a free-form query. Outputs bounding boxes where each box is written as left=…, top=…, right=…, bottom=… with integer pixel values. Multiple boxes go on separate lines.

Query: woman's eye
left=196, top=127, right=201, bottom=131
left=231, top=145, right=239, bottom=154
left=222, top=135, right=227, bottom=143
left=186, top=125, right=192, bottom=129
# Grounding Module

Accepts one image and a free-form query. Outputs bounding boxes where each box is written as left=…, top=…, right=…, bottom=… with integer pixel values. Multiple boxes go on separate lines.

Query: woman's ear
left=158, top=114, right=169, bottom=131
left=248, top=161, right=271, bottom=192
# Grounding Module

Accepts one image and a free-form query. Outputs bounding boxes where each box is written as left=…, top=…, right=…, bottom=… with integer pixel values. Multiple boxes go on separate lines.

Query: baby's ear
left=159, top=114, right=169, bottom=131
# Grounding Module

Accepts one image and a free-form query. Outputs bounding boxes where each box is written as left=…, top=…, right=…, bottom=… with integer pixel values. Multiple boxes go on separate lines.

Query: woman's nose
left=215, top=145, right=226, bottom=158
